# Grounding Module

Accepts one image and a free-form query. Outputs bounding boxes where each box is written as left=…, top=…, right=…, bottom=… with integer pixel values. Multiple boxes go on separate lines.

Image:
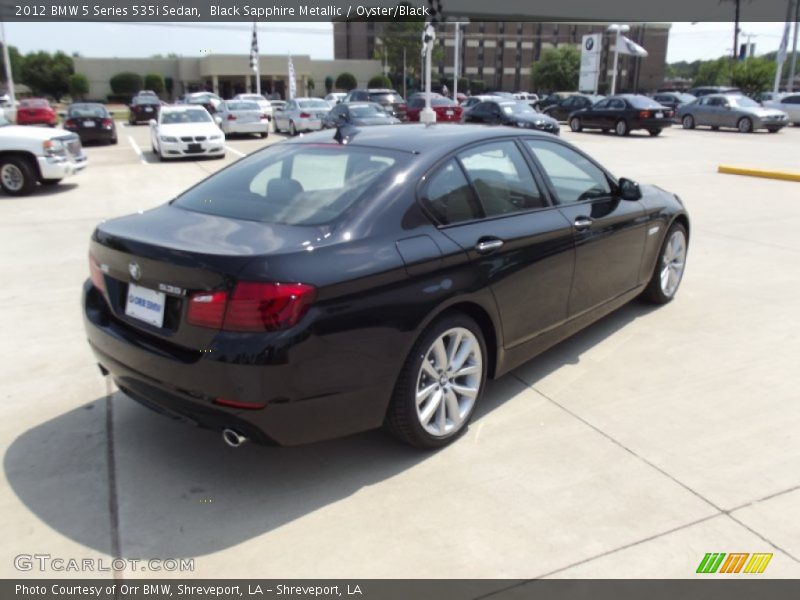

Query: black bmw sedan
left=461, top=99, right=560, bottom=135
left=63, top=103, right=118, bottom=145
left=568, top=94, right=674, bottom=136
left=83, top=125, right=689, bottom=449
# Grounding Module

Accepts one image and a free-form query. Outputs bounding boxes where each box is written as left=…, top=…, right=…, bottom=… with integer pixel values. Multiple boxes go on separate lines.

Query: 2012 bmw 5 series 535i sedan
left=83, top=124, right=689, bottom=449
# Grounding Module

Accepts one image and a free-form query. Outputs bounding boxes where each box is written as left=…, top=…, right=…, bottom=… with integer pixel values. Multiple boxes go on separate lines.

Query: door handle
left=573, top=216, right=594, bottom=231
left=475, top=238, right=504, bottom=254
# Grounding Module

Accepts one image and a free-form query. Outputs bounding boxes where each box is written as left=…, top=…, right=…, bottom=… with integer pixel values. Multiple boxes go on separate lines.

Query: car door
left=523, top=139, right=647, bottom=317
left=421, top=140, right=575, bottom=347
left=604, top=98, right=626, bottom=129
left=582, top=98, right=608, bottom=128
left=704, top=97, right=727, bottom=127
left=715, top=96, right=738, bottom=128
left=554, top=96, right=575, bottom=121
left=781, top=94, right=800, bottom=121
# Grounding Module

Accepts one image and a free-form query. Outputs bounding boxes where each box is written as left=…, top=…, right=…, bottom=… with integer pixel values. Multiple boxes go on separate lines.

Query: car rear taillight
left=187, top=291, right=228, bottom=328
left=639, top=110, right=652, bottom=118
left=187, top=282, right=316, bottom=332
left=101, top=118, right=113, bottom=127
left=88, top=253, right=106, bottom=293
left=65, top=118, right=77, bottom=128
left=398, top=103, right=407, bottom=111
left=260, top=113, right=270, bottom=120
left=224, top=282, right=316, bottom=331
left=226, top=114, right=237, bottom=120
left=299, top=112, right=311, bottom=118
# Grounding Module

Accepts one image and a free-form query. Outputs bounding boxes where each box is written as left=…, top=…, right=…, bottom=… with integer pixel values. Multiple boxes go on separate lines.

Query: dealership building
left=73, top=54, right=383, bottom=100
left=334, top=21, right=671, bottom=94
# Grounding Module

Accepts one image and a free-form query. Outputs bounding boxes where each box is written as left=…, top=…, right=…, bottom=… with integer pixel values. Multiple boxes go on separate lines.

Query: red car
left=16, top=98, right=59, bottom=126
left=406, top=96, right=463, bottom=122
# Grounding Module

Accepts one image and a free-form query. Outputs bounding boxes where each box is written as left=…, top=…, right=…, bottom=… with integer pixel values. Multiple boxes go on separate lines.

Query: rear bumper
left=82, top=281, right=390, bottom=446
left=73, top=128, right=115, bottom=143
left=223, top=120, right=269, bottom=134
left=630, top=117, right=673, bottom=130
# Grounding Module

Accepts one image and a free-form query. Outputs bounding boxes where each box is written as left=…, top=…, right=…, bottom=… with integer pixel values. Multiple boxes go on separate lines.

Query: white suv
left=0, top=116, right=87, bottom=196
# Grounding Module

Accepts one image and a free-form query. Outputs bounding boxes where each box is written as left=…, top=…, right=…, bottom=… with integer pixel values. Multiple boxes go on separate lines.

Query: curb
left=718, top=165, right=800, bottom=183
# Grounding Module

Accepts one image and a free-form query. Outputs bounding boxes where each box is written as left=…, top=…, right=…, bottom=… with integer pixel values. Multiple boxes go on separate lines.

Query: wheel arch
left=0, top=150, right=42, bottom=180
left=670, top=213, right=690, bottom=241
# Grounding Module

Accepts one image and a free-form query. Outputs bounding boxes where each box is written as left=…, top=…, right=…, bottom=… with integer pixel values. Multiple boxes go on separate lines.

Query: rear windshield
left=627, top=96, right=663, bottom=109
left=161, top=109, right=212, bottom=124
left=225, top=101, right=260, bottom=111
left=297, top=100, right=330, bottom=110
left=369, top=92, right=404, bottom=104
left=349, top=104, right=387, bottom=117
left=69, top=104, right=108, bottom=118
left=173, top=144, right=405, bottom=226
left=21, top=99, right=49, bottom=108
left=132, top=97, right=160, bottom=105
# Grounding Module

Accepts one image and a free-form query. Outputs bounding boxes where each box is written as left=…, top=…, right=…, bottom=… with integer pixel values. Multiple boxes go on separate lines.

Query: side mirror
left=618, top=178, right=642, bottom=201
left=148, top=119, right=157, bottom=127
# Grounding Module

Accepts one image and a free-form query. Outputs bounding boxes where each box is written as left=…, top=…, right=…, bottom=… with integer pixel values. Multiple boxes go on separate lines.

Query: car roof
left=162, top=105, right=208, bottom=112
left=287, top=123, right=555, bottom=154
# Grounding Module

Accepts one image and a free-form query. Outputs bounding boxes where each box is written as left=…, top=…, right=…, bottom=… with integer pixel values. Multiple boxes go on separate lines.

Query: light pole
left=607, top=24, right=630, bottom=95
left=449, top=18, right=468, bottom=100
left=1, top=20, right=16, bottom=110
left=420, top=23, right=436, bottom=124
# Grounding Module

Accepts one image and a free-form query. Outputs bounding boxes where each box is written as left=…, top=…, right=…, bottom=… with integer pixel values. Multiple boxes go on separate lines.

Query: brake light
left=101, top=118, right=113, bottom=128
left=226, top=114, right=237, bottom=120
left=64, top=118, right=77, bottom=128
left=187, top=282, right=316, bottom=331
left=224, top=282, right=316, bottom=331
left=187, top=291, right=228, bottom=328
left=88, top=253, right=106, bottom=293
left=299, top=112, right=311, bottom=118
left=639, top=110, right=652, bottom=118
left=260, top=113, right=270, bottom=120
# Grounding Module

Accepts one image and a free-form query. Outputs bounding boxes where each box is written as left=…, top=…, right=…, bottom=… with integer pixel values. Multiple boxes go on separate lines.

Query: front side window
left=174, top=144, right=403, bottom=226
left=525, top=140, right=611, bottom=205
left=458, top=141, right=545, bottom=216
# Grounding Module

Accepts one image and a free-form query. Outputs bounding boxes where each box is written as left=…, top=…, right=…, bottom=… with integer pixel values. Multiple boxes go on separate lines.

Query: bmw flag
left=288, top=54, right=297, bottom=100
left=618, top=35, right=649, bottom=57
left=249, top=22, right=259, bottom=72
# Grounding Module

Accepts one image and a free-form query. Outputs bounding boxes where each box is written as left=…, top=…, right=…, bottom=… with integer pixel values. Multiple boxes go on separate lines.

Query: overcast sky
left=1, top=21, right=792, bottom=63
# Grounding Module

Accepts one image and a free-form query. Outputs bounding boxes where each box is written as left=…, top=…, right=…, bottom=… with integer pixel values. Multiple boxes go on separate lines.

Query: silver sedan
left=273, top=98, right=331, bottom=136
left=214, top=101, right=270, bottom=138
left=676, top=94, right=789, bottom=133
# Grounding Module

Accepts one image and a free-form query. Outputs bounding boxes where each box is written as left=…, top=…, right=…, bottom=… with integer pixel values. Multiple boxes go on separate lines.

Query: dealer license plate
left=83, top=120, right=95, bottom=127
left=655, top=112, right=664, bottom=119
left=125, top=284, right=166, bottom=328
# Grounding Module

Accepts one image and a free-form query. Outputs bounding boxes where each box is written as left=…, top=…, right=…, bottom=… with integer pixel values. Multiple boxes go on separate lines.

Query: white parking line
left=225, top=145, right=246, bottom=157
left=127, top=136, right=148, bottom=165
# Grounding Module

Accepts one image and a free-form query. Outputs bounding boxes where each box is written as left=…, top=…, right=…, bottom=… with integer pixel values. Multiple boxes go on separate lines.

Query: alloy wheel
left=738, top=118, right=753, bottom=133
left=415, top=327, right=482, bottom=438
left=1, top=163, right=25, bottom=192
left=682, top=115, right=694, bottom=129
left=660, top=229, right=687, bottom=298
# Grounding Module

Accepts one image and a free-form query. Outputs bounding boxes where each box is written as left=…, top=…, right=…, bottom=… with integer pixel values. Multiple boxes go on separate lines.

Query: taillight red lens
left=65, top=118, right=77, bottom=128
left=227, top=114, right=237, bottom=120
left=639, top=110, right=651, bottom=118
left=187, top=291, right=228, bottom=328
left=88, top=253, right=105, bottom=293
left=224, top=282, right=316, bottom=332
left=299, top=112, right=311, bottom=118
left=102, top=118, right=113, bottom=127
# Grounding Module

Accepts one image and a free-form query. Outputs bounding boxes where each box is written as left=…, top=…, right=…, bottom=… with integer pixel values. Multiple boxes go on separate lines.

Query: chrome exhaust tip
left=222, top=428, right=248, bottom=448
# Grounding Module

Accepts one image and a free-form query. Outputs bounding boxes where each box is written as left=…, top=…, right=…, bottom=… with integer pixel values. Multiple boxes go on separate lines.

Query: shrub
left=143, top=73, right=165, bottom=95
left=335, top=72, right=357, bottom=91
left=368, top=74, right=392, bottom=88
left=68, top=73, right=89, bottom=100
left=109, top=72, right=143, bottom=95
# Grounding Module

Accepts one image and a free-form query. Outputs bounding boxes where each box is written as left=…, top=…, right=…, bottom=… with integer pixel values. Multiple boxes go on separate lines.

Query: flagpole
left=774, top=0, right=794, bottom=93
left=254, top=23, right=261, bottom=96
left=789, top=0, right=799, bottom=92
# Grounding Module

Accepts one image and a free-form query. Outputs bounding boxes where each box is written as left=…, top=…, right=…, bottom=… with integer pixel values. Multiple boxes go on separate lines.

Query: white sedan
left=150, top=106, right=225, bottom=161
left=232, top=93, right=273, bottom=120
left=763, top=93, right=800, bottom=125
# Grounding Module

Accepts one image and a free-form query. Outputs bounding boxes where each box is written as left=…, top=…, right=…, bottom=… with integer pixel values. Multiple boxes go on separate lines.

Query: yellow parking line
left=718, top=165, right=800, bottom=182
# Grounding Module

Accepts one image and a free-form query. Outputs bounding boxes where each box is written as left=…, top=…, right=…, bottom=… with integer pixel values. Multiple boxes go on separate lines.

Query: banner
left=579, top=33, right=602, bottom=94
left=618, top=35, right=649, bottom=57
left=288, top=54, right=297, bottom=100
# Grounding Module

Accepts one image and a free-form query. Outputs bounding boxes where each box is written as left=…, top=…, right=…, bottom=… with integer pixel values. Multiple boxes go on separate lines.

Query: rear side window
left=458, top=141, right=545, bottom=216
left=174, top=145, right=403, bottom=226
left=525, top=140, right=611, bottom=204
left=422, top=159, right=479, bottom=224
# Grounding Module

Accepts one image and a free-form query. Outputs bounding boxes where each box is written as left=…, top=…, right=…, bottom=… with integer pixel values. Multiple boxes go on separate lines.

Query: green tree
left=469, top=79, right=487, bottom=94
left=109, top=72, right=143, bottom=95
left=164, top=76, right=174, bottom=98
left=368, top=74, right=392, bottom=88
left=731, top=57, right=776, bottom=97
left=20, top=51, right=74, bottom=99
left=144, top=73, right=165, bottom=95
left=335, top=72, right=357, bottom=91
left=693, top=57, right=732, bottom=87
left=307, top=76, right=315, bottom=94
left=68, top=73, right=89, bottom=99
left=530, top=46, right=580, bottom=92
left=0, top=44, right=24, bottom=83
left=324, top=75, right=334, bottom=94
left=378, top=6, right=443, bottom=79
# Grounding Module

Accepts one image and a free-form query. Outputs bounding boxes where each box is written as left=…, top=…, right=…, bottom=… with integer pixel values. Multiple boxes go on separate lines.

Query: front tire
left=385, top=313, right=487, bottom=449
left=569, top=117, right=582, bottom=132
left=737, top=117, right=753, bottom=133
left=289, top=121, right=297, bottom=136
left=0, top=156, right=37, bottom=196
left=641, top=222, right=688, bottom=304
left=40, top=178, right=62, bottom=186
left=259, top=131, right=268, bottom=138
left=615, top=119, right=629, bottom=136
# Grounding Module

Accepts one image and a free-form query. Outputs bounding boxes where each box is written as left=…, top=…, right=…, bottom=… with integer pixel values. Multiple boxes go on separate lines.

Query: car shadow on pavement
left=0, top=183, right=79, bottom=200
left=4, top=301, right=655, bottom=560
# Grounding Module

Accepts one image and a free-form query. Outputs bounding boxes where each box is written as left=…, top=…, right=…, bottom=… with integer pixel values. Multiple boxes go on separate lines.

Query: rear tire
left=767, top=128, right=780, bottom=134
left=569, top=117, right=582, bottom=132
left=641, top=222, right=688, bottom=305
left=289, top=121, right=297, bottom=136
left=0, top=156, right=37, bottom=196
left=648, top=129, right=662, bottom=137
left=259, top=131, right=268, bottom=138
left=681, top=115, right=694, bottom=129
left=385, top=313, right=487, bottom=449
left=615, top=119, right=629, bottom=136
